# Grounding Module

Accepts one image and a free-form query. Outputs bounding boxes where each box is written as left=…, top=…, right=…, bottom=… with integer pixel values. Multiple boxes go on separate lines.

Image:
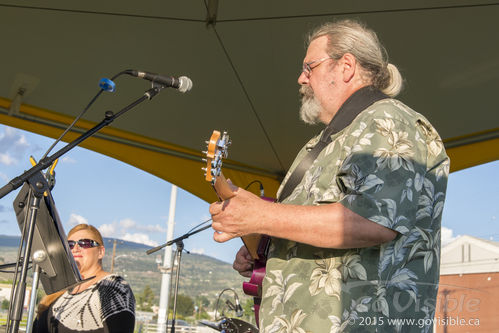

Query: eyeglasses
left=302, top=57, right=334, bottom=78
left=68, top=239, right=100, bottom=250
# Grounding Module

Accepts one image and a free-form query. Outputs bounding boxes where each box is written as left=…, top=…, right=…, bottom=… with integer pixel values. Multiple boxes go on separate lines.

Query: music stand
left=14, top=183, right=82, bottom=294
left=7, top=181, right=82, bottom=333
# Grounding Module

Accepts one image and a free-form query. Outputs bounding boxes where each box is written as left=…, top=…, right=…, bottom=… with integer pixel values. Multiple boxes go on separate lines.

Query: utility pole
left=157, top=185, right=177, bottom=333
left=110, top=239, right=117, bottom=273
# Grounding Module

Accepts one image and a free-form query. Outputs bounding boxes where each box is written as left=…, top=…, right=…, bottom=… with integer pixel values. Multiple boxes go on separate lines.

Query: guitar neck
left=213, top=172, right=261, bottom=260
left=212, top=172, right=235, bottom=201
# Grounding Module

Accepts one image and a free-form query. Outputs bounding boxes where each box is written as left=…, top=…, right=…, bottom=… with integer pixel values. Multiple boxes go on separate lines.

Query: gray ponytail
left=308, top=20, right=403, bottom=97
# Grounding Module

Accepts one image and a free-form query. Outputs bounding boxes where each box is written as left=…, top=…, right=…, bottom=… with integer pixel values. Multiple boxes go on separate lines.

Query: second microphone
left=125, top=70, right=193, bottom=93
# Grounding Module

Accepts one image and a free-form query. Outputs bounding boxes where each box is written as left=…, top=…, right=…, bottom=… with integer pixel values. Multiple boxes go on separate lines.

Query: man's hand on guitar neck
left=233, top=246, right=253, bottom=278
left=210, top=186, right=270, bottom=243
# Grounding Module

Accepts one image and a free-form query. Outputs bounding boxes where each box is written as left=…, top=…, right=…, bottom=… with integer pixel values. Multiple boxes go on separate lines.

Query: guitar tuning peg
left=205, top=140, right=210, bottom=144
left=201, top=167, right=207, bottom=172
left=202, top=150, right=207, bottom=155
left=202, top=158, right=207, bottom=162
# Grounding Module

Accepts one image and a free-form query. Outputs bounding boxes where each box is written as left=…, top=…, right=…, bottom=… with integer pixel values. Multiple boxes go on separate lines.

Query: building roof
left=441, top=235, right=499, bottom=275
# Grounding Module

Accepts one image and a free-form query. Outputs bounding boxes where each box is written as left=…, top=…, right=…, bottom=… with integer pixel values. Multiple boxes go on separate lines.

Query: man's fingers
left=226, top=179, right=239, bottom=192
left=238, top=270, right=253, bottom=278
left=213, top=230, right=236, bottom=243
left=233, top=260, right=252, bottom=273
left=209, top=201, right=224, bottom=215
left=233, top=246, right=253, bottom=277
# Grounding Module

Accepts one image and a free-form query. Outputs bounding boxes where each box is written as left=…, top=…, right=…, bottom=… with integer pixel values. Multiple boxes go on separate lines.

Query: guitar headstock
left=203, top=130, right=231, bottom=185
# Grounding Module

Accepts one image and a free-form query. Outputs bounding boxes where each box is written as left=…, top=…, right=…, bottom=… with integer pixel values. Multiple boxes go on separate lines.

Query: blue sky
left=0, top=124, right=497, bottom=263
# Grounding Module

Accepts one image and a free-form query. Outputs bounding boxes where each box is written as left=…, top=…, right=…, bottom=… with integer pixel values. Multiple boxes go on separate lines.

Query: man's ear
left=341, top=53, right=357, bottom=82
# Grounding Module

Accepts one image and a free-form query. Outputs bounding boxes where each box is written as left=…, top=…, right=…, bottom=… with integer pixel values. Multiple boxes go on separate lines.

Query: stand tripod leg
left=26, top=264, right=41, bottom=333
left=9, top=193, right=42, bottom=333
left=169, top=241, right=184, bottom=333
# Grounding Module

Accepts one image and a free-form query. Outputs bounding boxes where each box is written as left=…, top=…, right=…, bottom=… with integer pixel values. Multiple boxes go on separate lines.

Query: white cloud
left=441, top=226, right=459, bottom=246
left=137, top=224, right=167, bottom=233
left=61, top=156, right=76, bottom=164
left=98, top=220, right=132, bottom=238
left=0, top=171, right=8, bottom=182
left=98, top=223, right=117, bottom=237
left=4, top=127, right=16, bottom=137
left=119, top=218, right=136, bottom=229
left=190, top=248, right=206, bottom=255
left=122, top=232, right=158, bottom=247
left=97, top=218, right=166, bottom=247
left=0, top=126, right=30, bottom=164
left=16, top=133, right=29, bottom=147
left=0, top=153, right=16, bottom=166
left=67, top=213, right=89, bottom=227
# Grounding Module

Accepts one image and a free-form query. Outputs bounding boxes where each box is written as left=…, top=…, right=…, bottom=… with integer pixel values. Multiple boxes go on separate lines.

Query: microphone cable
left=185, top=216, right=213, bottom=235
left=40, top=70, right=128, bottom=160
left=214, top=288, right=244, bottom=320
left=244, top=180, right=264, bottom=197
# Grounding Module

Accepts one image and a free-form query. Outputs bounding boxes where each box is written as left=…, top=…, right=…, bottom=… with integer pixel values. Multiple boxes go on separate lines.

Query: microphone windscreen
left=178, top=76, right=193, bottom=93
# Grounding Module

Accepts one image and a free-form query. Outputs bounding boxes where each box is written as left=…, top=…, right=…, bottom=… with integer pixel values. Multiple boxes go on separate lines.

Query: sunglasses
left=68, top=238, right=100, bottom=250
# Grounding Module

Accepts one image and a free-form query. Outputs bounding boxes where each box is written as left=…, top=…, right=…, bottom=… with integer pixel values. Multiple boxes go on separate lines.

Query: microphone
left=234, top=294, right=244, bottom=317
left=225, top=296, right=243, bottom=317
left=125, top=70, right=193, bottom=93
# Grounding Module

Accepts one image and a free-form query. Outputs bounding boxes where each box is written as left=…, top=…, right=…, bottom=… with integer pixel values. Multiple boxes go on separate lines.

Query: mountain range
left=0, top=234, right=247, bottom=309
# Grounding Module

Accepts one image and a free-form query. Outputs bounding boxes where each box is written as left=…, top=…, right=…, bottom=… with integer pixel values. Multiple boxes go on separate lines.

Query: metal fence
left=136, top=321, right=216, bottom=333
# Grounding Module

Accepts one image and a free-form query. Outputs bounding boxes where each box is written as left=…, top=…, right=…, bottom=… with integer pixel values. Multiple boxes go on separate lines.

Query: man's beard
left=299, top=85, right=322, bottom=125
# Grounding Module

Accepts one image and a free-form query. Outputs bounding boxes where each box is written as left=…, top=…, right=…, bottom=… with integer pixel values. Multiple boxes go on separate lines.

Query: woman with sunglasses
left=34, top=224, right=135, bottom=333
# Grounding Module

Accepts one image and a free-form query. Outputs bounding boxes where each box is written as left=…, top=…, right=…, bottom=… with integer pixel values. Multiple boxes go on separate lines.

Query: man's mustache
left=299, top=85, right=314, bottom=99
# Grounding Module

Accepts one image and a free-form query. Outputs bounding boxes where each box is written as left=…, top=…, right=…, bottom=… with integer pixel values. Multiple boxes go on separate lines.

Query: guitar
left=204, top=130, right=269, bottom=325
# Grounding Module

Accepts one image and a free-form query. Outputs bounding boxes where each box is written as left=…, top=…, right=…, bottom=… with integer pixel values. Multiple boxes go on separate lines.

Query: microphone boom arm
left=146, top=224, right=212, bottom=255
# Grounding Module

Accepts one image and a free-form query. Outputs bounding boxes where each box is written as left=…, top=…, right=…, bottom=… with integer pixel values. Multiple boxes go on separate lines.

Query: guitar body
left=241, top=194, right=275, bottom=325
left=242, top=235, right=270, bottom=326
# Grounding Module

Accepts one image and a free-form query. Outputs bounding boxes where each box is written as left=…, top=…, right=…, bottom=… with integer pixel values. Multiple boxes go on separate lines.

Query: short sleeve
left=337, top=115, right=428, bottom=235
left=99, top=275, right=135, bottom=322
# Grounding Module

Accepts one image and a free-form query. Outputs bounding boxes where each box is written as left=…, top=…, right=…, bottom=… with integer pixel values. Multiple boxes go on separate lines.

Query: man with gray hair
left=210, top=19, right=449, bottom=332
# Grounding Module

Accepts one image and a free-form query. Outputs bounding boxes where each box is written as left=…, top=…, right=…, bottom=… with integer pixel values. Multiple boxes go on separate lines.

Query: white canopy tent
left=0, top=1, right=497, bottom=201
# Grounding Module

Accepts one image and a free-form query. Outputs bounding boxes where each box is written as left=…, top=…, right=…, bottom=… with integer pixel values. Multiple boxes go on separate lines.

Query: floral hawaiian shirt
left=259, top=98, right=450, bottom=333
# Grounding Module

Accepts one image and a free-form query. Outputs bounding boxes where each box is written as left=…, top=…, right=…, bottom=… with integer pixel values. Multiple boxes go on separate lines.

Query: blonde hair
left=308, top=19, right=403, bottom=97
left=37, top=224, right=104, bottom=316
left=68, top=224, right=104, bottom=246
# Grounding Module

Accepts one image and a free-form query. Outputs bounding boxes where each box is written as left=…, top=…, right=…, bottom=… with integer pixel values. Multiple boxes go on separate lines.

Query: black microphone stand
left=7, top=174, right=46, bottom=333
left=169, top=240, right=183, bottom=333
left=147, top=224, right=211, bottom=333
left=1, top=85, right=166, bottom=333
left=146, top=224, right=211, bottom=255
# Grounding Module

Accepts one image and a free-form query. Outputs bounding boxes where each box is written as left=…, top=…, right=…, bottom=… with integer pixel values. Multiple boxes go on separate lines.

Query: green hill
left=0, top=235, right=247, bottom=309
